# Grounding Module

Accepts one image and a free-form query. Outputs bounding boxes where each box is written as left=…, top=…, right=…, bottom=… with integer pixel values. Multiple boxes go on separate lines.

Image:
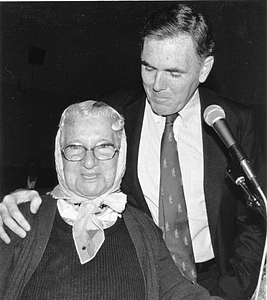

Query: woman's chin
left=77, top=189, right=102, bottom=200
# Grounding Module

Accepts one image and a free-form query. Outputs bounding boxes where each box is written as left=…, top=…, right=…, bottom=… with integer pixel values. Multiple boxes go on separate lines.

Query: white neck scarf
left=51, top=126, right=127, bottom=264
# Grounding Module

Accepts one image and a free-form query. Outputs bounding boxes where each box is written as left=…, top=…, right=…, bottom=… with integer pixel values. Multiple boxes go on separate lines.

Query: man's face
left=141, top=35, right=210, bottom=116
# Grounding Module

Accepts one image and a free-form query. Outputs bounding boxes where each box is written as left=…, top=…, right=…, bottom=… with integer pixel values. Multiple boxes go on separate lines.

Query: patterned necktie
left=159, top=113, right=197, bottom=283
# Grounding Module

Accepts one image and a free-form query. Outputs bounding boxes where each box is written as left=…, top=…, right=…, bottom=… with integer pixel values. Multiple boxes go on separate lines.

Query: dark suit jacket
left=98, top=85, right=265, bottom=299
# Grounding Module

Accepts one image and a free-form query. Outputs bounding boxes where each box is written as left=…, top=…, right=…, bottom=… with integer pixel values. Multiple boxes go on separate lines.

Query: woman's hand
left=0, top=190, right=42, bottom=243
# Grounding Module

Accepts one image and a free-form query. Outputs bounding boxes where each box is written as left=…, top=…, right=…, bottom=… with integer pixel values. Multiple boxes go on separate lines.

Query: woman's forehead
left=63, top=118, right=117, bottom=142
left=68, top=117, right=111, bottom=130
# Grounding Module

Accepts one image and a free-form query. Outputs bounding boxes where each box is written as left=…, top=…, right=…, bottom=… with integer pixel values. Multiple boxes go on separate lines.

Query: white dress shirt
left=138, top=89, right=214, bottom=263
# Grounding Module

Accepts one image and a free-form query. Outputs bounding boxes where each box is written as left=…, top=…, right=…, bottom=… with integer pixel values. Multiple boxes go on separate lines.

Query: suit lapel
left=199, top=88, right=229, bottom=243
left=123, top=89, right=152, bottom=217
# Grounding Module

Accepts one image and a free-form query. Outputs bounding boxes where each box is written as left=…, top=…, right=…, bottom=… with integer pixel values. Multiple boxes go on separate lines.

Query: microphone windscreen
left=204, top=105, right=225, bottom=126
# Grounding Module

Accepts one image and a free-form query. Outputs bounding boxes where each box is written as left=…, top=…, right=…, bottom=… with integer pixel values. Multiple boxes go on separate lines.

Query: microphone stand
left=226, top=161, right=267, bottom=300
left=226, top=161, right=266, bottom=220
left=226, top=169, right=266, bottom=219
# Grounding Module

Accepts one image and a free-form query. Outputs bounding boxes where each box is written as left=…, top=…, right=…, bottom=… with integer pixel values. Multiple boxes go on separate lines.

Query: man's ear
left=199, top=56, right=214, bottom=83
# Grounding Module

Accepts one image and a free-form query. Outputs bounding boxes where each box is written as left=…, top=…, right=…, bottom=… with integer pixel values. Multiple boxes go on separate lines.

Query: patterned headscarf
left=50, top=100, right=127, bottom=264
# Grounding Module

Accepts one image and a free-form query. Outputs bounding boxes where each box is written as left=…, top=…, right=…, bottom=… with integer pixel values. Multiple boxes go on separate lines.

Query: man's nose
left=82, top=150, right=98, bottom=169
left=153, top=71, right=166, bottom=91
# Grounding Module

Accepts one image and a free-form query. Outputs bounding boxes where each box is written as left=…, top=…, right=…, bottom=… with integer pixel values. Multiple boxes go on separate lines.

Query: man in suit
left=97, top=5, right=265, bottom=298
left=0, top=4, right=265, bottom=299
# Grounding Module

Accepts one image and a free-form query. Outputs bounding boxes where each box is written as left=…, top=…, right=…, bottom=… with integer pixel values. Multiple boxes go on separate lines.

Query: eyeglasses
left=61, top=143, right=119, bottom=162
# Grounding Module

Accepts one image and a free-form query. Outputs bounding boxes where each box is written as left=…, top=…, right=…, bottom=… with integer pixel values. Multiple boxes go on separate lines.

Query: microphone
left=204, top=105, right=260, bottom=189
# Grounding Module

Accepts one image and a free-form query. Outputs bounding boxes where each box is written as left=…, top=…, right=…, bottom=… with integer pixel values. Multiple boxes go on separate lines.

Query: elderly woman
left=0, top=100, right=221, bottom=300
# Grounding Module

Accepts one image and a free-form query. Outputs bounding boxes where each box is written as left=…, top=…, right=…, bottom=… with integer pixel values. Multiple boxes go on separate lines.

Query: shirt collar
left=145, top=100, right=163, bottom=125
left=146, top=89, right=200, bottom=126
left=179, top=89, right=200, bottom=127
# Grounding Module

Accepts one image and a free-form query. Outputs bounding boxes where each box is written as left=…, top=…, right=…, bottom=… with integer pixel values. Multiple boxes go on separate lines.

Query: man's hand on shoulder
left=0, top=189, right=42, bottom=244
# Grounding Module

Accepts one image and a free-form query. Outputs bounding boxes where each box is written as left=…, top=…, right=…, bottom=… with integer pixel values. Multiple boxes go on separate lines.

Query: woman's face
left=62, top=118, right=119, bottom=199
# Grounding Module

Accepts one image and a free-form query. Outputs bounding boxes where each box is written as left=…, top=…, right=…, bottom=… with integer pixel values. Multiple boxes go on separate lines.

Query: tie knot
left=166, top=113, right=178, bottom=125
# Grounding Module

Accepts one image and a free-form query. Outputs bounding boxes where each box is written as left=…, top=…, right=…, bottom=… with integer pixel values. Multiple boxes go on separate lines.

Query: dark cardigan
left=0, top=194, right=221, bottom=300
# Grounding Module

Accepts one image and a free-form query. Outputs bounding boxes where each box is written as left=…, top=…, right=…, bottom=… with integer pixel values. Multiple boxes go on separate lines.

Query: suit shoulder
left=199, top=87, right=252, bottom=116
left=96, top=85, right=145, bottom=113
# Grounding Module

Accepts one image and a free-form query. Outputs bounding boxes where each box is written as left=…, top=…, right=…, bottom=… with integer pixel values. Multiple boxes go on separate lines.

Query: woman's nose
left=82, top=150, right=98, bottom=169
left=153, top=71, right=166, bottom=91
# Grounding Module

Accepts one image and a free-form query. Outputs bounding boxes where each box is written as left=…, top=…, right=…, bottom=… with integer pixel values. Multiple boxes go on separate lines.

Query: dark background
left=0, top=1, right=266, bottom=195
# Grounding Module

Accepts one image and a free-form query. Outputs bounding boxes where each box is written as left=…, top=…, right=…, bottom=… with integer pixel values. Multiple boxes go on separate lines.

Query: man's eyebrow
left=141, top=61, right=186, bottom=73
left=165, top=67, right=186, bottom=74
left=141, top=60, right=156, bottom=69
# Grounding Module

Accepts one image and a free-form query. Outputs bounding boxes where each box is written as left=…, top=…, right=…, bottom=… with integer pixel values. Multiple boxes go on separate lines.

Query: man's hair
left=140, top=4, right=214, bottom=60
